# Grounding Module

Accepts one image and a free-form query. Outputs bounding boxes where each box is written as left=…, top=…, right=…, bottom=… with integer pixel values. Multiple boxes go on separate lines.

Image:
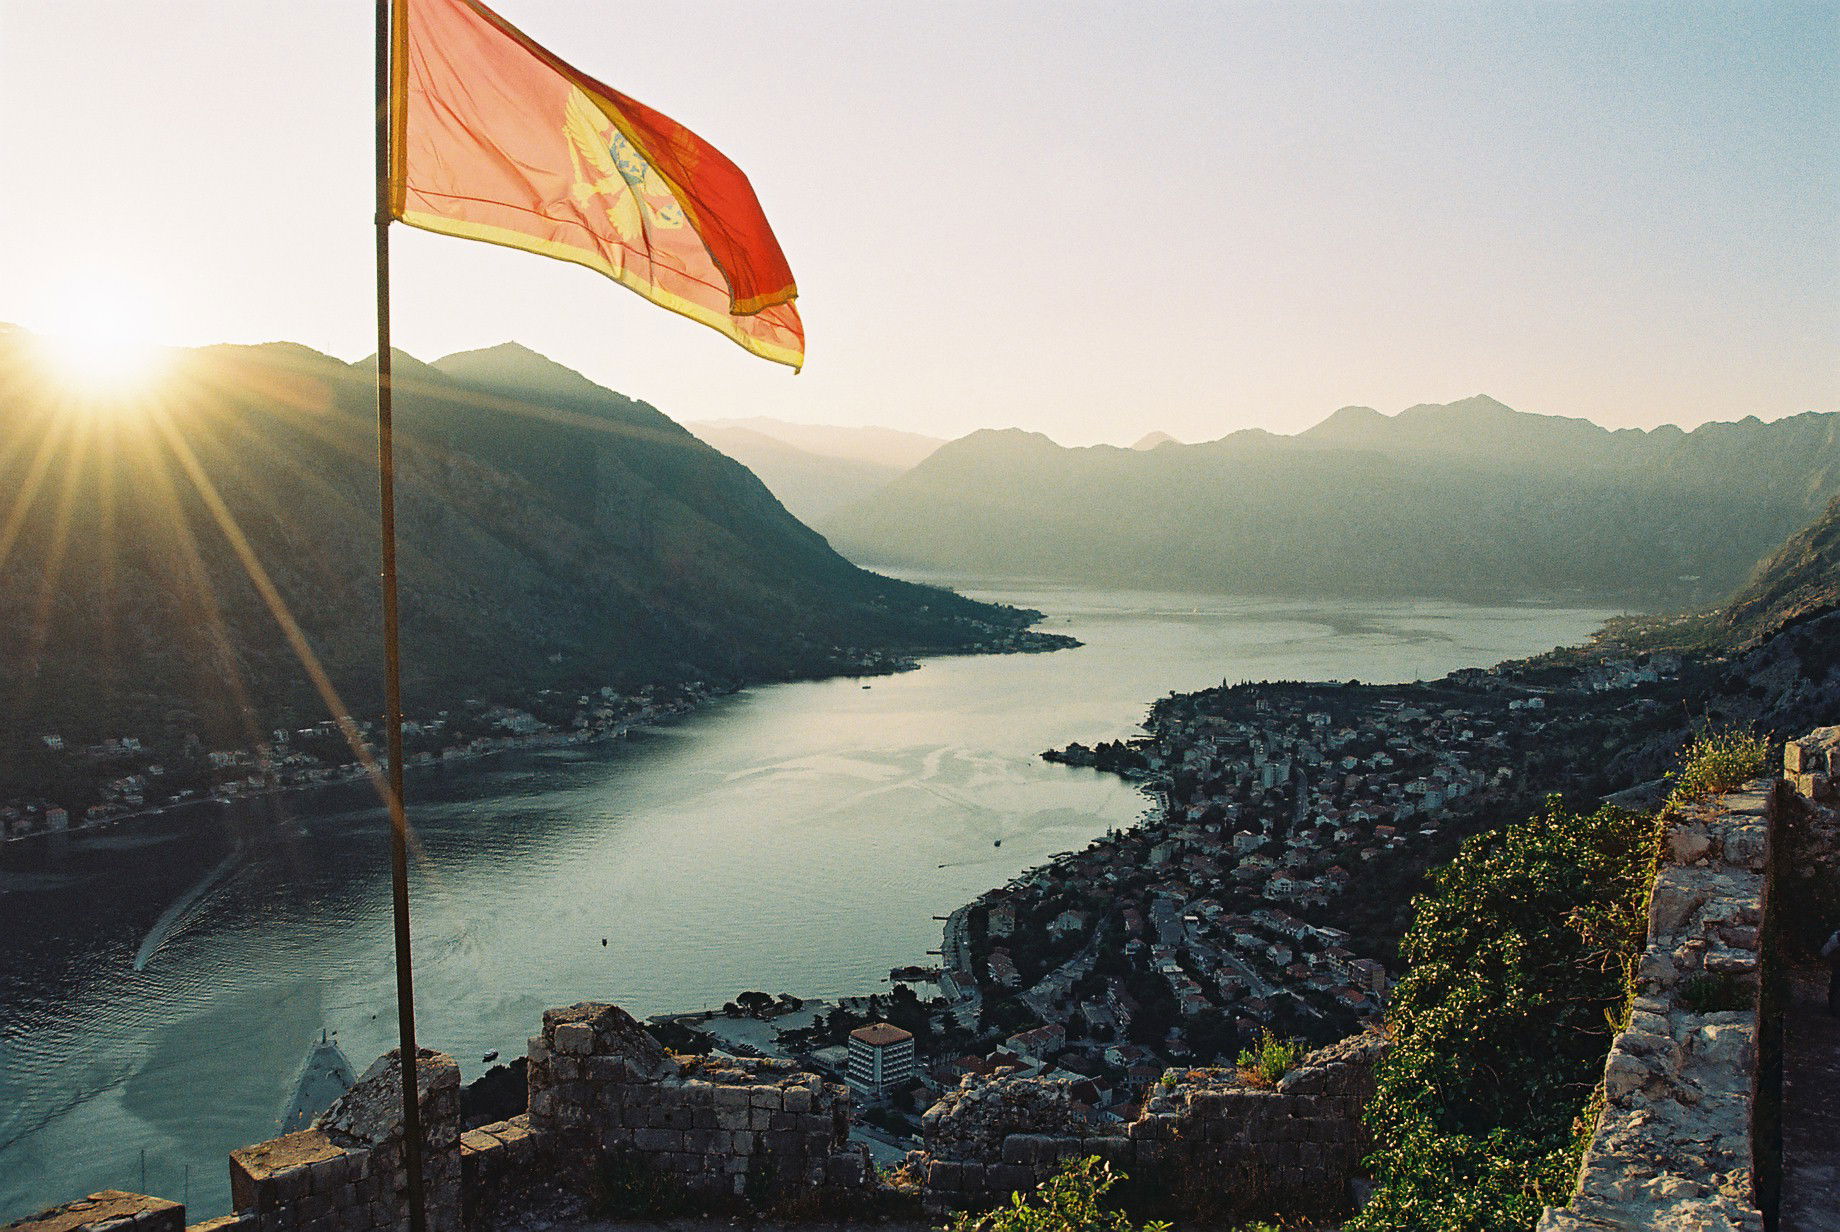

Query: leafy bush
left=1668, top=725, right=1769, bottom=806
left=1349, top=799, right=1661, bottom=1231
left=946, top=1156, right=1172, bottom=1232
left=1236, top=1030, right=1304, bottom=1087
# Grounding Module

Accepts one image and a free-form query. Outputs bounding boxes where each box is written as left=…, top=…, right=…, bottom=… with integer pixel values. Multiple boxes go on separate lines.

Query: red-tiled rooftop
left=850, top=1022, right=913, bottom=1046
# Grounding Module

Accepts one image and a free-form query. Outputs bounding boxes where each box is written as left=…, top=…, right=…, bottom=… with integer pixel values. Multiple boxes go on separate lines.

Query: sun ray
left=131, top=421, right=280, bottom=777
left=149, top=412, right=419, bottom=850
left=8, top=423, right=91, bottom=702
left=0, top=414, right=70, bottom=573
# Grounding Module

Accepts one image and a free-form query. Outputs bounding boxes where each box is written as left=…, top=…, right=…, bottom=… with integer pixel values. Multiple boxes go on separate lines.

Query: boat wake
left=131, top=842, right=243, bottom=973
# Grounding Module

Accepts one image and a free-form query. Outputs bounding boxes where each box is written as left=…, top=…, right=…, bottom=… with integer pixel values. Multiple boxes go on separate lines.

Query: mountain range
left=0, top=331, right=1041, bottom=764
left=820, top=396, right=1840, bottom=603
left=685, top=418, right=944, bottom=523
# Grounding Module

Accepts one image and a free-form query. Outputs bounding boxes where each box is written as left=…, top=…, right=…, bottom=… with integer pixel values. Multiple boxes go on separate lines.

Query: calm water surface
left=0, top=583, right=1616, bottom=1219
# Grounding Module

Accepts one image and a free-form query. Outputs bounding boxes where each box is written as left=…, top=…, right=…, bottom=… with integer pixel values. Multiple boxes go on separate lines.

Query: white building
left=847, top=1023, right=916, bottom=1096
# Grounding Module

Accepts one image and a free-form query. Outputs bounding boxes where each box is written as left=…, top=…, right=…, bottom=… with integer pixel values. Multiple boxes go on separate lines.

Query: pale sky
left=2, top=1, right=1835, bottom=446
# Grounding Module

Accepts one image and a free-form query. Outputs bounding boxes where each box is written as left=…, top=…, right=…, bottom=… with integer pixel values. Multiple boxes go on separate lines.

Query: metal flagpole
left=374, top=2, right=428, bottom=1230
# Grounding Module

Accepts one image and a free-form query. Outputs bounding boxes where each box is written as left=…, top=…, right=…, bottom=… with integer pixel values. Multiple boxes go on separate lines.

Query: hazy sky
left=3, top=1, right=1835, bottom=445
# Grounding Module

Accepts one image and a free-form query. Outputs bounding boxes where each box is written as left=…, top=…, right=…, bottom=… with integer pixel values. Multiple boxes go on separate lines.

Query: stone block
left=712, top=1086, right=750, bottom=1109
left=632, top=1127, right=682, bottom=1152
left=188, top=1216, right=254, bottom=1232
left=1722, top=826, right=1768, bottom=871
left=783, top=1087, right=812, bottom=1113
left=828, top=1150, right=868, bottom=1189
left=230, top=1131, right=345, bottom=1212
left=1649, top=867, right=1707, bottom=935
left=748, top=1087, right=782, bottom=1109
left=1667, top=824, right=1713, bottom=865
left=3, top=1192, right=185, bottom=1232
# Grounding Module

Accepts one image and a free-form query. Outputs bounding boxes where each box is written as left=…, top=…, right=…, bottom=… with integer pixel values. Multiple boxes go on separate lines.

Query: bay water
left=0, top=582, right=1616, bottom=1219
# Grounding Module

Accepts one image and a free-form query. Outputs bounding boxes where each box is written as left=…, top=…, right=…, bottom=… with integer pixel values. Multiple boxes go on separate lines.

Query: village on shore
left=648, top=638, right=1695, bottom=1152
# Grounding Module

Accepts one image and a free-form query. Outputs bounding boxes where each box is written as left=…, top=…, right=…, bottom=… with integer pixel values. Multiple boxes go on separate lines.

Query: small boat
left=482, top=1049, right=499, bottom=1063
left=993, top=839, right=1002, bottom=848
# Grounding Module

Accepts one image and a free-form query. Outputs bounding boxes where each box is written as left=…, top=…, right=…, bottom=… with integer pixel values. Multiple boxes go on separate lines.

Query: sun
left=27, top=275, right=172, bottom=402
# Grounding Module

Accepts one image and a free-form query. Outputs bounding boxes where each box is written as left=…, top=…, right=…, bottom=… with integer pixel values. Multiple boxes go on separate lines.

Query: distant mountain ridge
left=0, top=333, right=1047, bottom=762
left=688, top=417, right=945, bottom=470
left=684, top=417, right=941, bottom=523
left=821, top=397, right=1840, bottom=603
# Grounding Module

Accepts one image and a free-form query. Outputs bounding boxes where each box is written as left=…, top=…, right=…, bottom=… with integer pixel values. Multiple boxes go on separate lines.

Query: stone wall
left=1536, top=774, right=1780, bottom=1232
left=918, top=1031, right=1384, bottom=1222
left=523, top=1002, right=869, bottom=1202
left=1779, top=726, right=1840, bottom=951
left=8, top=1003, right=867, bottom=1232
left=2, top=1191, right=185, bottom=1232
left=229, top=1048, right=462, bottom=1232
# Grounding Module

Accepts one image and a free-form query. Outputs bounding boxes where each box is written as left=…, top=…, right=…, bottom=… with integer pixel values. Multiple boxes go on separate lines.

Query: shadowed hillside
left=0, top=332, right=1053, bottom=765
left=1720, top=493, right=1840, bottom=646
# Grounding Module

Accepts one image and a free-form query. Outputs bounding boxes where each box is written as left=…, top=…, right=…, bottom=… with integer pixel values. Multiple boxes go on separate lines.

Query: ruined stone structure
left=916, top=1031, right=1383, bottom=1222
left=227, top=1049, right=463, bottom=1232
left=518, top=1003, right=867, bottom=1200
left=1533, top=731, right=1840, bottom=1232
left=5, top=1004, right=867, bottom=1232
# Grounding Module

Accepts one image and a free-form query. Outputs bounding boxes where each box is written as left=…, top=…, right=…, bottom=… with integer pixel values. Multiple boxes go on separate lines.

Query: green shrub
left=945, top=1156, right=1171, bottom=1232
left=1349, top=799, right=1661, bottom=1231
left=1668, top=726, right=1770, bottom=806
left=1236, top=1030, right=1304, bottom=1087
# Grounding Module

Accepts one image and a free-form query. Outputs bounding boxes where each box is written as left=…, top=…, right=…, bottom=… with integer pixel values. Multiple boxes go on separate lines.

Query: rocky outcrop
left=1537, top=777, right=1777, bottom=1232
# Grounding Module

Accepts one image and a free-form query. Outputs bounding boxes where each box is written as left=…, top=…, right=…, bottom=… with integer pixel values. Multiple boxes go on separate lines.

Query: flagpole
left=375, top=2, right=428, bottom=1231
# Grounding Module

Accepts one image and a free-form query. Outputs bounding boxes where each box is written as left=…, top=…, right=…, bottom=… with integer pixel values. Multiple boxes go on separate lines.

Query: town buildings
left=846, top=1022, right=916, bottom=1096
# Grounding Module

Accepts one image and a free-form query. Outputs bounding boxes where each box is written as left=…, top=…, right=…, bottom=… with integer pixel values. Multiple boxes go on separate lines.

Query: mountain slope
left=0, top=334, right=1049, bottom=764
left=1719, top=493, right=1840, bottom=646
left=685, top=422, right=909, bottom=522
left=688, top=417, right=944, bottom=470
left=822, top=400, right=1840, bottom=603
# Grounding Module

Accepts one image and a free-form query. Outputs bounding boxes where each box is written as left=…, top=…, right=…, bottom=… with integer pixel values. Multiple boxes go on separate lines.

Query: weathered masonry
left=915, top=1030, right=1384, bottom=1222
left=3, top=1004, right=871, bottom=1232
left=1537, top=726, right=1839, bottom=1231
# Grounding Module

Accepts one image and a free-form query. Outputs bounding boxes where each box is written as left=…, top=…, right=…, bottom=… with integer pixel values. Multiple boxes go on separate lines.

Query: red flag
left=392, top=0, right=804, bottom=369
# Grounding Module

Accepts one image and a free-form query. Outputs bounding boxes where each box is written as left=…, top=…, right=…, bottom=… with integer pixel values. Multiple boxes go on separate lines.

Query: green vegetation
left=1667, top=725, right=1770, bottom=805
left=1236, top=1030, right=1304, bottom=1087
left=945, top=1157, right=1171, bottom=1232
left=1349, top=798, right=1661, bottom=1231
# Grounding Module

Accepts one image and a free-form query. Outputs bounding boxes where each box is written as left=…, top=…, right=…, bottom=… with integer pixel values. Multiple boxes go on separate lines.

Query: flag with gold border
left=392, top=0, right=804, bottom=369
